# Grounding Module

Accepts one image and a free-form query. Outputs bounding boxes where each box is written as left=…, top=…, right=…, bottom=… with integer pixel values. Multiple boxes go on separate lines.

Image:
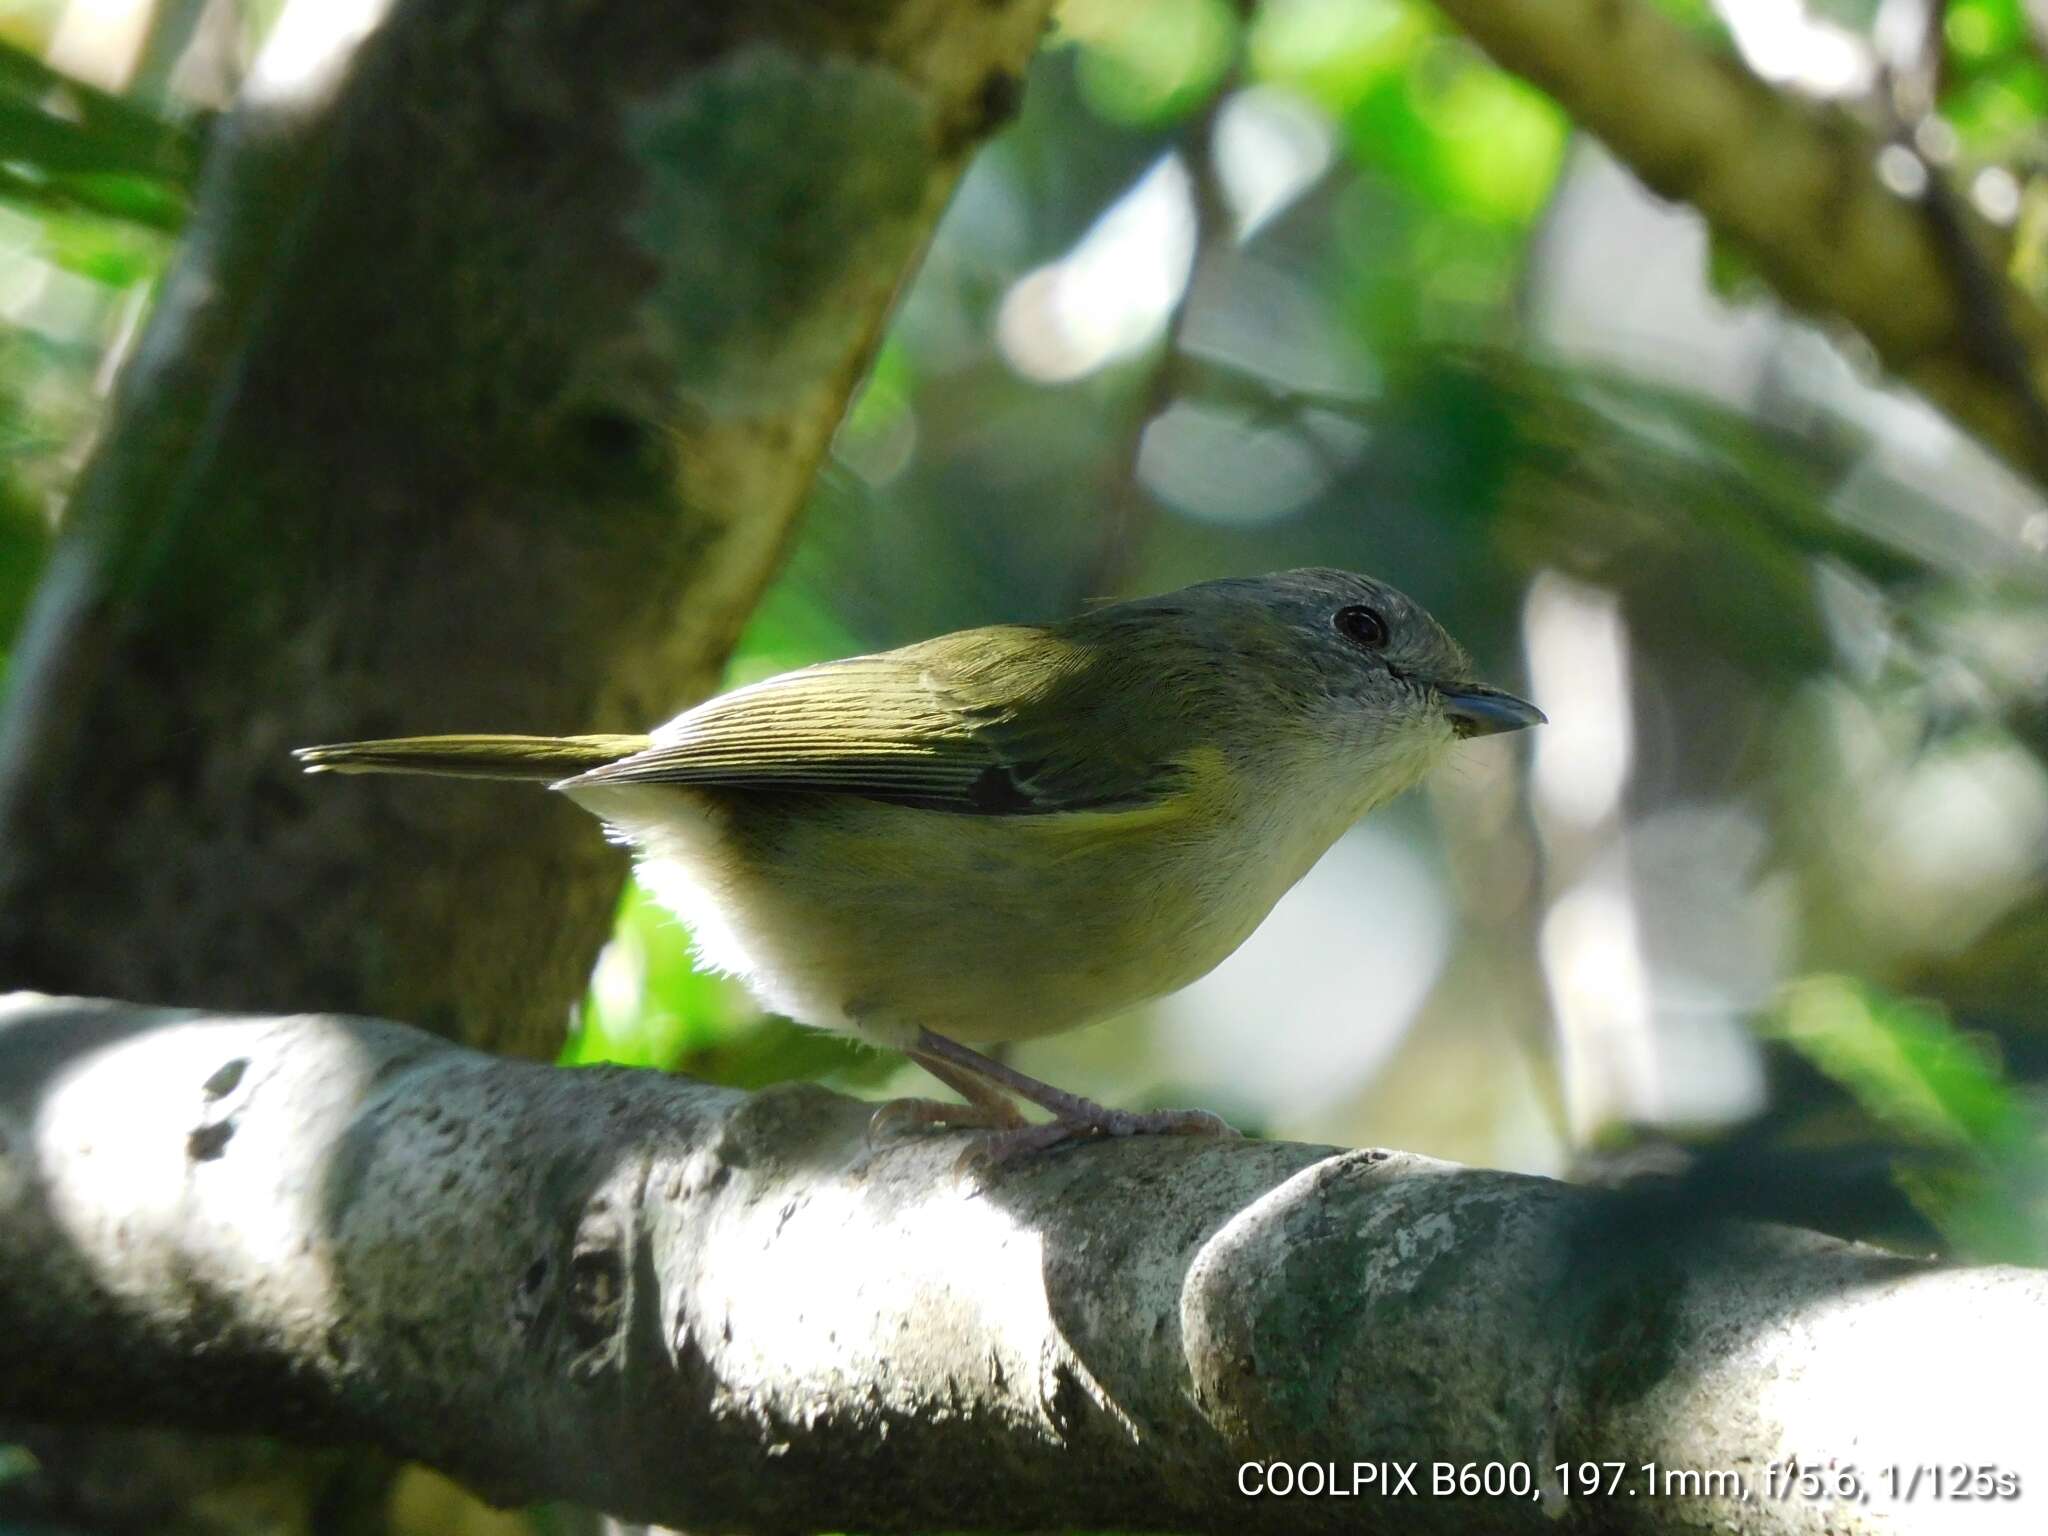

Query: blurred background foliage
left=3, top=0, right=2048, bottom=1279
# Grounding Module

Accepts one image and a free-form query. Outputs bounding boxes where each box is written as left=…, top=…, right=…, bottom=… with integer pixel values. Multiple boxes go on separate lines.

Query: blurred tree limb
left=4, top=993, right=2042, bottom=1536
left=0, top=0, right=1051, bottom=1060
left=1432, top=0, right=2048, bottom=488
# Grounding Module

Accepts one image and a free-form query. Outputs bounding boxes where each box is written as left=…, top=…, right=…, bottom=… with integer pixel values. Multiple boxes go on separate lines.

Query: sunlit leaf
left=1061, top=0, right=1239, bottom=127
left=1945, top=0, right=2025, bottom=63
left=31, top=202, right=166, bottom=282
left=1247, top=0, right=1428, bottom=113
left=1645, top=0, right=1725, bottom=28
left=1771, top=977, right=2023, bottom=1149
left=1942, top=55, right=2048, bottom=149
left=1768, top=976, right=2045, bottom=1262
left=1407, top=47, right=1566, bottom=225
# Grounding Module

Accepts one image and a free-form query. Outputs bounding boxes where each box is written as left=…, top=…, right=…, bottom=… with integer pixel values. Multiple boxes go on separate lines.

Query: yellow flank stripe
left=1033, top=746, right=1228, bottom=837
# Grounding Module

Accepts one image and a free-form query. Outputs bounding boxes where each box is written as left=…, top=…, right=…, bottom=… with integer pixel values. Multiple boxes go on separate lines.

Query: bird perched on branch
left=297, top=569, right=1542, bottom=1158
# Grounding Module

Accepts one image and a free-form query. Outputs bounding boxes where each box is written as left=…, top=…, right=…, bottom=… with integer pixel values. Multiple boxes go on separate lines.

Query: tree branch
left=1432, top=0, right=2048, bottom=488
left=0, top=0, right=1054, bottom=1058
left=4, top=992, right=2041, bottom=1535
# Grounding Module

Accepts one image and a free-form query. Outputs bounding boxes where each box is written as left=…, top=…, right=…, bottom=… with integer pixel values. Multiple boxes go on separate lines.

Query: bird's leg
left=908, top=1048, right=1032, bottom=1126
left=866, top=1043, right=1030, bottom=1147
left=912, top=1028, right=1237, bottom=1158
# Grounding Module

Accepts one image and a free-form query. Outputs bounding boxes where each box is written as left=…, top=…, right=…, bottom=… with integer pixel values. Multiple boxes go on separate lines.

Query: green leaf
left=1770, top=977, right=2023, bottom=1150
left=1063, top=0, right=1240, bottom=127
left=1944, top=0, right=2026, bottom=67
left=1248, top=1, right=1566, bottom=227
left=1248, top=0, right=1429, bottom=114
left=1941, top=56, right=2048, bottom=150
left=0, top=39, right=201, bottom=187
left=1407, top=53, right=1566, bottom=225
left=28, top=200, right=168, bottom=280
left=1768, top=976, right=2046, bottom=1263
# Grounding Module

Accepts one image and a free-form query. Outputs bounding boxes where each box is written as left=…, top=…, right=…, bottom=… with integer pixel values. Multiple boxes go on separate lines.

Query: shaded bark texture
left=4, top=995, right=2043, bottom=1536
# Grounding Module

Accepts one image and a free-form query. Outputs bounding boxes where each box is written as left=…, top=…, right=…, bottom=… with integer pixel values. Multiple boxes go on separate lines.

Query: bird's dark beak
left=1436, top=683, right=1546, bottom=739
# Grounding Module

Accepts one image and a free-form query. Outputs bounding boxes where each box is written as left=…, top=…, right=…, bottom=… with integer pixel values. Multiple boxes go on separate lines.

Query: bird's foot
left=903, top=1029, right=1236, bottom=1170
left=1076, top=1102, right=1237, bottom=1139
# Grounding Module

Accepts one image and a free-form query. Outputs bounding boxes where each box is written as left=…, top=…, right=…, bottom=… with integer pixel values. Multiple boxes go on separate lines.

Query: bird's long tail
left=293, top=733, right=652, bottom=782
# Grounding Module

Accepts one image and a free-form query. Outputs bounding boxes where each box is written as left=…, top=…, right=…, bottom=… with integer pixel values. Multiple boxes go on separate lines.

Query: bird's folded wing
left=559, top=628, right=1187, bottom=816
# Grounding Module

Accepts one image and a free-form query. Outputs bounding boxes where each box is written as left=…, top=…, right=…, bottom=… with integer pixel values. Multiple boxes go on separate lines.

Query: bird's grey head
left=1088, top=568, right=1543, bottom=794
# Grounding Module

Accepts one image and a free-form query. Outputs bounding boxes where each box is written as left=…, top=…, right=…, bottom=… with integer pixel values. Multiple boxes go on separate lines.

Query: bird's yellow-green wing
left=561, top=625, right=1191, bottom=815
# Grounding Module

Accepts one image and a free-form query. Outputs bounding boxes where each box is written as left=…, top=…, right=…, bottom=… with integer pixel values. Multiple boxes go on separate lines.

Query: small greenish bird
left=297, top=569, right=1541, bottom=1156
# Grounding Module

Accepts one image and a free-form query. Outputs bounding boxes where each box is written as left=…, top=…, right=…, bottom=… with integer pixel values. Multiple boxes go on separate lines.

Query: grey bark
left=5, top=993, right=2042, bottom=1536
left=0, top=0, right=1052, bottom=1061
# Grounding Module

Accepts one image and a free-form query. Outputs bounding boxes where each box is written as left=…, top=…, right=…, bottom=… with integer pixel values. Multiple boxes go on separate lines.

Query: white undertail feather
left=566, top=782, right=874, bottom=1038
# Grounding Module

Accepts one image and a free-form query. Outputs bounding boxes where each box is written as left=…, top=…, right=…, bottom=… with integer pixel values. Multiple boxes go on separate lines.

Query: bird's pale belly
left=584, top=780, right=1323, bottom=1049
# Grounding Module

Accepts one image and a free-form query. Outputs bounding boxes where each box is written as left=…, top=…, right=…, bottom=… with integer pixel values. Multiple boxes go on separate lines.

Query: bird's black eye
left=1333, top=604, right=1389, bottom=650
